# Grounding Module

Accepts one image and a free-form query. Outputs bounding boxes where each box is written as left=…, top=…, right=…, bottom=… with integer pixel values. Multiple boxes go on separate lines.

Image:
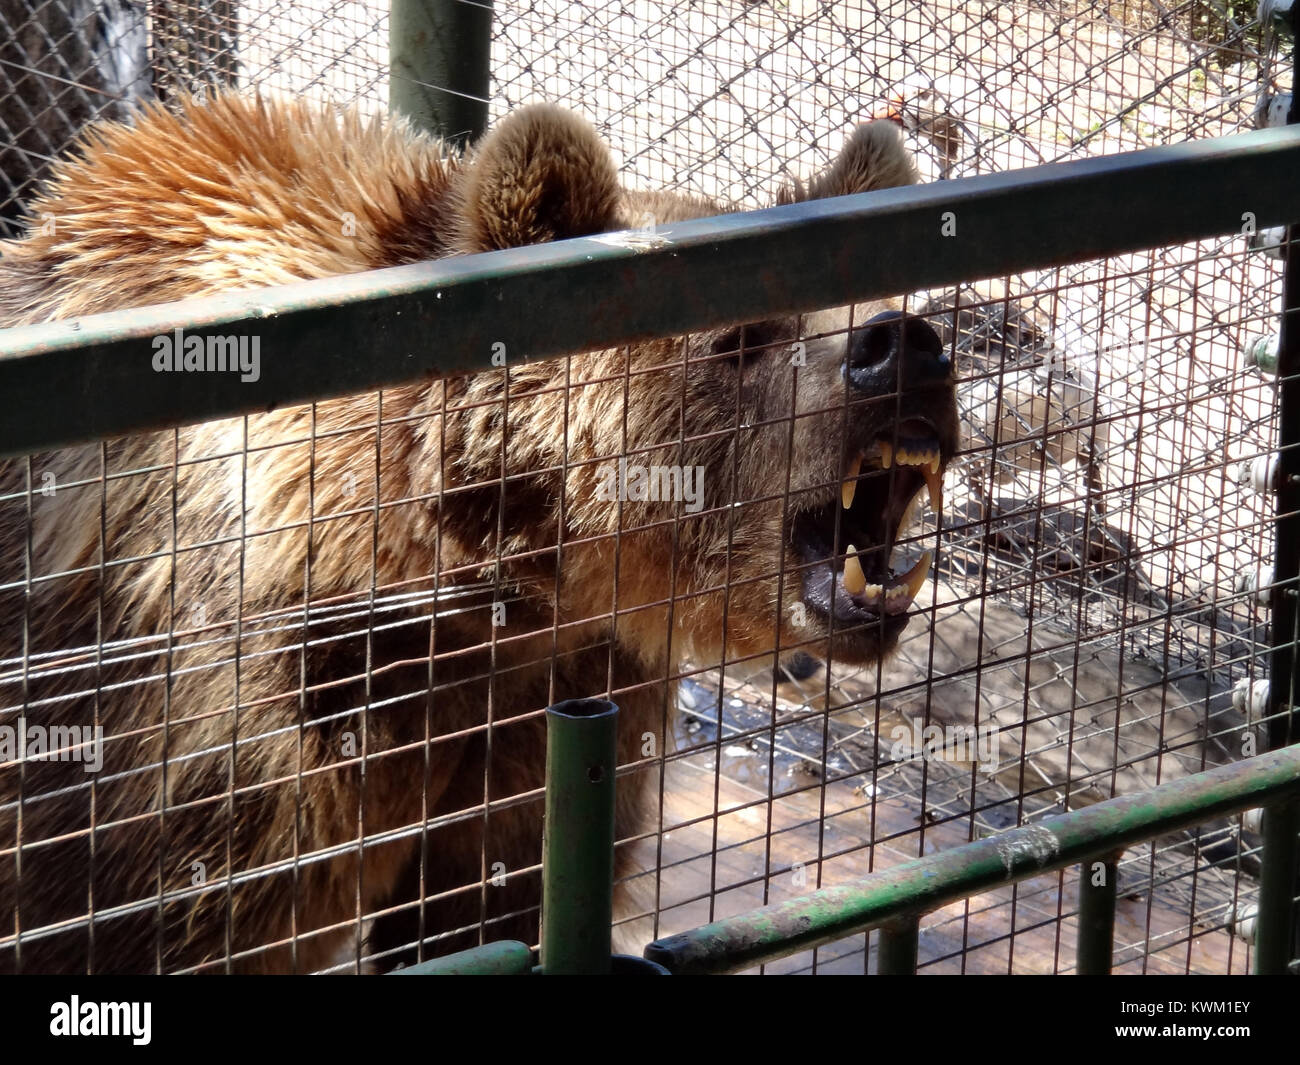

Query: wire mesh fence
left=0, top=0, right=1294, bottom=973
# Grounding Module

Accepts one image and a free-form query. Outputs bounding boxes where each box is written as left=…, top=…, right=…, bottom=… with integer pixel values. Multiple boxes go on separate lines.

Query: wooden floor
left=622, top=738, right=1255, bottom=975
left=609, top=576, right=1261, bottom=976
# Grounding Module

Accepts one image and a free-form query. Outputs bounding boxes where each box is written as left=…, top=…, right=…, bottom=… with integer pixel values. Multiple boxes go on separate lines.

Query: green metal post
left=1076, top=856, right=1118, bottom=975
left=540, top=698, right=618, bottom=975
left=876, top=916, right=919, bottom=974
left=1255, top=797, right=1300, bottom=974
left=1267, top=2, right=1300, bottom=969
left=390, top=0, right=492, bottom=145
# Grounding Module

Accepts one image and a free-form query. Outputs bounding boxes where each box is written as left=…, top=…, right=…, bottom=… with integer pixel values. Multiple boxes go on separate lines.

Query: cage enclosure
left=0, top=0, right=1297, bottom=974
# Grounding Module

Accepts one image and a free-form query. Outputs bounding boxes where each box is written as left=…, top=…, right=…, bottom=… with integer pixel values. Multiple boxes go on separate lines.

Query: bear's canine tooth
left=842, top=451, right=863, bottom=510
left=879, top=439, right=893, bottom=469
left=899, top=549, right=933, bottom=601
left=843, top=544, right=867, bottom=595
left=922, top=465, right=943, bottom=514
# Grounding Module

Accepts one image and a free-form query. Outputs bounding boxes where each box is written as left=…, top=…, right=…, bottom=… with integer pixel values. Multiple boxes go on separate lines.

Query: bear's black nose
left=846, top=310, right=950, bottom=394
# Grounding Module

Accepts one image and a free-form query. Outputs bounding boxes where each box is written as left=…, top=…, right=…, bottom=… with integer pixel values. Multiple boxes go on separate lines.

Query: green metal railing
left=3, top=127, right=1300, bottom=457
left=644, top=751, right=1300, bottom=975
left=393, top=703, right=1300, bottom=975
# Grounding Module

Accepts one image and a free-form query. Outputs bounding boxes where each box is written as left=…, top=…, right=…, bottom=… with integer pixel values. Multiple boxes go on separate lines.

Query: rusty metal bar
left=3, top=127, right=1300, bottom=458
left=643, top=746, right=1300, bottom=975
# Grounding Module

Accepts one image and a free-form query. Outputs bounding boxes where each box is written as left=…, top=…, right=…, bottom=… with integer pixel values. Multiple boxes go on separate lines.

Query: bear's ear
left=452, top=104, right=624, bottom=252
left=775, top=120, right=918, bottom=205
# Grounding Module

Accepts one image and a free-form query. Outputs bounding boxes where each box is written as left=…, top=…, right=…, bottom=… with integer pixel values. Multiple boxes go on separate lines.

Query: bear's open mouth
left=791, top=418, right=944, bottom=631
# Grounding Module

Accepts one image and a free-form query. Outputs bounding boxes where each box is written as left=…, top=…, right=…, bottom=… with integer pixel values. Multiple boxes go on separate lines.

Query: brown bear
left=0, top=93, right=959, bottom=973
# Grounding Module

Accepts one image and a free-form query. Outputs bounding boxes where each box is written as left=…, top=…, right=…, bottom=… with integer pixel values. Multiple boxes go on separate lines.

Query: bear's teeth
left=843, top=544, right=867, bottom=595
left=889, top=550, right=933, bottom=607
left=922, top=465, right=943, bottom=514
left=896, top=445, right=941, bottom=471
left=881, top=440, right=941, bottom=476
left=842, top=451, right=863, bottom=510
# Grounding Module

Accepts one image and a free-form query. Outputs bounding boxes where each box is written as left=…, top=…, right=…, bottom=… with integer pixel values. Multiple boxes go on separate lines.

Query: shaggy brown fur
left=0, top=92, right=958, bottom=972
